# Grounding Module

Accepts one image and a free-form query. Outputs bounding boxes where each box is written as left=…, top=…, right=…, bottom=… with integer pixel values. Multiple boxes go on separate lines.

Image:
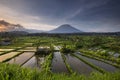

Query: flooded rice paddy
left=65, top=54, right=95, bottom=74
left=75, top=53, right=118, bottom=72
left=51, top=52, right=68, bottom=73
left=22, top=55, right=45, bottom=69
left=0, top=52, right=20, bottom=62
left=0, top=49, right=14, bottom=51
left=8, top=52, right=35, bottom=66
left=0, top=46, right=119, bottom=75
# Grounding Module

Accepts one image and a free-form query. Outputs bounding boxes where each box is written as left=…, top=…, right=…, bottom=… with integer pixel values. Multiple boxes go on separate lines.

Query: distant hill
left=48, top=24, right=82, bottom=33
left=0, top=20, right=24, bottom=32
left=0, top=20, right=43, bottom=33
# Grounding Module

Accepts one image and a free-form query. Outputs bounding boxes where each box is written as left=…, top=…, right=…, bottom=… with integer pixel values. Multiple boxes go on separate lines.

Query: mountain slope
left=0, top=20, right=25, bottom=32
left=49, top=24, right=82, bottom=33
left=0, top=20, right=43, bottom=33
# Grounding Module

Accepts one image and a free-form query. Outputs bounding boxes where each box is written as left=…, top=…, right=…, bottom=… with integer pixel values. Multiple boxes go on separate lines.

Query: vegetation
left=0, top=35, right=120, bottom=79
left=0, top=63, right=120, bottom=80
left=60, top=43, right=75, bottom=54
left=41, top=53, right=53, bottom=73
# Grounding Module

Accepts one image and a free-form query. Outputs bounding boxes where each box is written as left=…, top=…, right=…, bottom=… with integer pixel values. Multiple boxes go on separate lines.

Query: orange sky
left=0, top=25, right=7, bottom=31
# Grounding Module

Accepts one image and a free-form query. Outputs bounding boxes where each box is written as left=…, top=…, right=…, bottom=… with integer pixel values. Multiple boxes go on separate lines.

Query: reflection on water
left=22, top=54, right=46, bottom=69
left=0, top=49, right=14, bottom=51
left=65, top=54, right=95, bottom=75
left=51, top=52, right=68, bottom=73
left=8, top=52, right=34, bottom=65
left=76, top=53, right=119, bottom=72
left=0, top=52, right=20, bottom=62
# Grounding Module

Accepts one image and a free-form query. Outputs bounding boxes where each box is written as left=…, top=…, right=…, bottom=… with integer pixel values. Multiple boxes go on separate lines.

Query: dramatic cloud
left=0, top=0, right=120, bottom=32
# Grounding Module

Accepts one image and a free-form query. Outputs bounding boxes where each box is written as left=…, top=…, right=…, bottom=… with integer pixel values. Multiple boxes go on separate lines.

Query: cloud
left=0, top=0, right=120, bottom=32
left=0, top=5, right=55, bottom=31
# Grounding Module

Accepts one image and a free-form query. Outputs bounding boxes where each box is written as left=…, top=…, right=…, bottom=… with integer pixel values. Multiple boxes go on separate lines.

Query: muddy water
left=22, top=55, right=45, bottom=69
left=0, top=52, right=20, bottom=62
left=76, top=53, right=119, bottom=72
left=51, top=52, right=69, bottom=73
left=8, top=52, right=35, bottom=66
left=65, top=54, right=95, bottom=75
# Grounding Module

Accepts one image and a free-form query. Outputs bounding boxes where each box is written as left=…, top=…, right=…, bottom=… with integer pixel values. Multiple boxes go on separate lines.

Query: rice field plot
left=0, top=49, right=14, bottom=52
left=8, top=52, right=35, bottom=66
left=0, top=52, right=4, bottom=55
left=51, top=52, right=69, bottom=73
left=65, top=54, right=96, bottom=75
left=0, top=52, right=22, bottom=62
left=18, top=47, right=36, bottom=52
left=75, top=53, right=119, bottom=72
left=22, top=55, right=45, bottom=69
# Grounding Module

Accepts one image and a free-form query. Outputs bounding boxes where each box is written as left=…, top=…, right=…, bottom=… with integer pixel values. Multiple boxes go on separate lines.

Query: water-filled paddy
left=17, top=47, right=36, bottom=52
left=0, top=52, right=20, bottom=62
left=0, top=46, right=119, bottom=75
left=22, top=55, right=45, bottom=69
left=75, top=53, right=119, bottom=72
left=0, top=52, right=4, bottom=54
left=8, top=52, right=35, bottom=66
left=0, top=49, right=14, bottom=51
left=65, top=54, right=95, bottom=74
left=51, top=52, right=68, bottom=73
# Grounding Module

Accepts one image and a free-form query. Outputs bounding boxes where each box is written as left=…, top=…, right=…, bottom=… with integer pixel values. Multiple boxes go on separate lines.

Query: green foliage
left=60, top=44, right=75, bottom=54
left=0, top=63, right=120, bottom=80
left=0, top=35, right=120, bottom=80
left=41, top=53, right=53, bottom=73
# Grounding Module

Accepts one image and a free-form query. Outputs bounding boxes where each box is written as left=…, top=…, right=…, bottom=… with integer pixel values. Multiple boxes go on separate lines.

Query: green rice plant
left=0, top=63, right=120, bottom=80
left=41, top=53, right=53, bottom=74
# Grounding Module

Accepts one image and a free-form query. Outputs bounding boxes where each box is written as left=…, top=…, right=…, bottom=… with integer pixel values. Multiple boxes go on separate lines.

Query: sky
left=0, top=0, right=120, bottom=32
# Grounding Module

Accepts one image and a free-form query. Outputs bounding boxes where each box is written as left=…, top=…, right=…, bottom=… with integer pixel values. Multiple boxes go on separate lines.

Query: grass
left=0, top=63, right=120, bottom=80
left=71, top=53, right=106, bottom=73
left=41, top=53, right=53, bottom=73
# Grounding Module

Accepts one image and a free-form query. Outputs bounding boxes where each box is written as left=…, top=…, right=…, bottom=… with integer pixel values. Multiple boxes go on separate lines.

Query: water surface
left=0, top=52, right=20, bottom=62
left=51, top=52, right=68, bottom=73
left=76, top=53, right=119, bottom=72
left=22, top=55, right=45, bottom=69
left=8, top=52, right=35, bottom=66
left=65, top=54, right=95, bottom=75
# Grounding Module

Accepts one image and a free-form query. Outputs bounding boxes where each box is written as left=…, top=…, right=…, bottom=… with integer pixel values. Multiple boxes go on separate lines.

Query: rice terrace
left=0, top=34, right=120, bottom=80
left=0, top=0, right=120, bottom=80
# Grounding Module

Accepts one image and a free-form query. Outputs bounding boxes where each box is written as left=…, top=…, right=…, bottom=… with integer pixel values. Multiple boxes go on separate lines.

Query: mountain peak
left=0, top=20, right=25, bottom=32
left=49, top=24, right=82, bottom=33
